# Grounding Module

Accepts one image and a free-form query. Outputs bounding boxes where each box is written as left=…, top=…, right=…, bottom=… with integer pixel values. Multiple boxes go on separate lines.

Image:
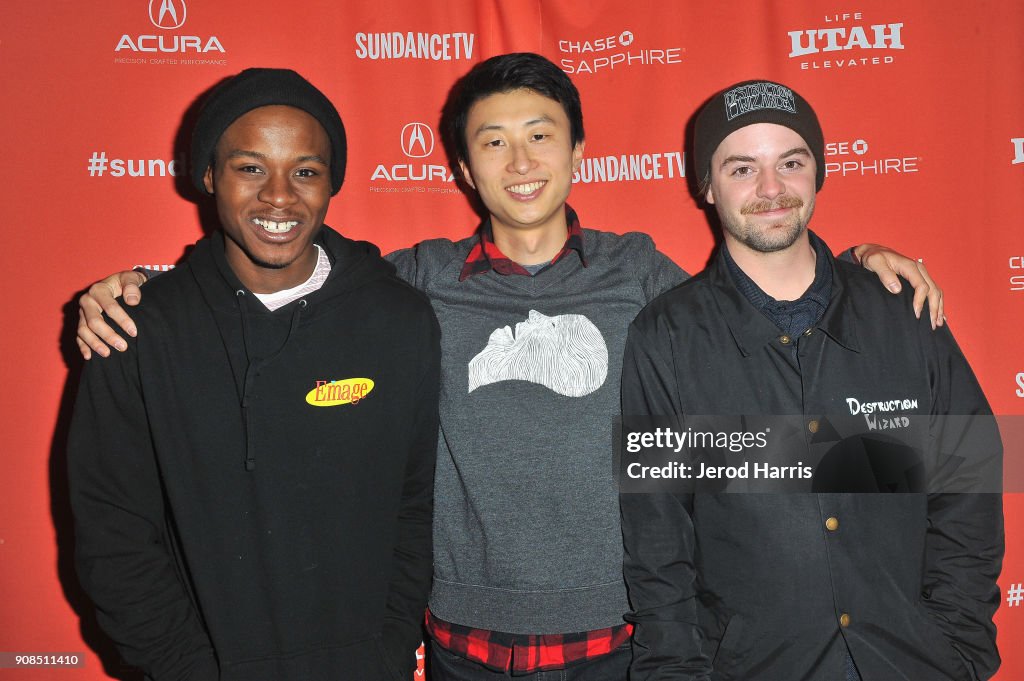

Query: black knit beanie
left=190, top=68, right=347, bottom=196
left=694, top=80, right=825, bottom=191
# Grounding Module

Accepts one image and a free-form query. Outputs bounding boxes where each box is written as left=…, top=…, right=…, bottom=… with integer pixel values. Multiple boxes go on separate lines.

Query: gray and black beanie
left=694, top=80, right=825, bottom=191
left=190, top=67, right=347, bottom=196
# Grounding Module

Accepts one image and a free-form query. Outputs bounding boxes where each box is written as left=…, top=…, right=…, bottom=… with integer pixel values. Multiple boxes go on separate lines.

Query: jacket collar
left=708, top=231, right=861, bottom=357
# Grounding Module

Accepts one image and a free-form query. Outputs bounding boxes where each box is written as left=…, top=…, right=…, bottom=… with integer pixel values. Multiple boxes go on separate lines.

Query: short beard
left=727, top=195, right=810, bottom=253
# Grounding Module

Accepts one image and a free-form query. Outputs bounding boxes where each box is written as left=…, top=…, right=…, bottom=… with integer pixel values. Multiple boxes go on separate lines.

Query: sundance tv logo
left=369, top=122, right=458, bottom=195
left=788, top=11, right=903, bottom=71
left=558, top=29, right=683, bottom=75
left=354, top=31, right=475, bottom=61
left=573, top=149, right=686, bottom=185
left=115, top=0, right=226, bottom=65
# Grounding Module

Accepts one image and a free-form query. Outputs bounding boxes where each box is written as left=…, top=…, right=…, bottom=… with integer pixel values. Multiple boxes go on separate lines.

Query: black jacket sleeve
left=380, top=307, right=441, bottom=676
left=619, top=322, right=711, bottom=681
left=922, top=323, right=1004, bottom=681
left=68, top=336, right=218, bottom=681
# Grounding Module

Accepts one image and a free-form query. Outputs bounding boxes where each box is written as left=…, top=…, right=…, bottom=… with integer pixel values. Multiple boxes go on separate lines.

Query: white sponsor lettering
left=1013, top=138, right=1024, bottom=165
left=557, top=29, right=682, bottom=75
left=826, top=140, right=869, bottom=156
left=800, top=56, right=895, bottom=69
left=559, top=32, right=633, bottom=52
left=824, top=13, right=863, bottom=22
left=370, top=165, right=454, bottom=182
left=789, top=23, right=904, bottom=57
left=110, top=158, right=178, bottom=177
left=573, top=152, right=685, bottom=184
left=1012, top=257, right=1024, bottom=292
left=115, top=34, right=225, bottom=53
left=561, top=48, right=682, bottom=74
left=354, top=32, right=475, bottom=60
left=825, top=157, right=918, bottom=177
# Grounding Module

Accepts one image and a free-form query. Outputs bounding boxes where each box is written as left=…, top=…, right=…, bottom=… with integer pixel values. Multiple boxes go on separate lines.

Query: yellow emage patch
left=306, top=378, right=375, bottom=407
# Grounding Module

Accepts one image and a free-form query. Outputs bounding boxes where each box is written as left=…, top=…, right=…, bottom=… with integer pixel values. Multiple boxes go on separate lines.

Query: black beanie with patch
left=694, top=80, right=825, bottom=191
left=190, top=68, right=347, bottom=196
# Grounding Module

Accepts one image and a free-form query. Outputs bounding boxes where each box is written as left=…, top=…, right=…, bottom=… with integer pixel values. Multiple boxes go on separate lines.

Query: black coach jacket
left=619, top=236, right=1003, bottom=681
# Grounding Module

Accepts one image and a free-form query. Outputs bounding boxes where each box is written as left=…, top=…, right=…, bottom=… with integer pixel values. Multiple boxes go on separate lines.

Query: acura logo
left=401, top=122, right=435, bottom=158
left=149, top=0, right=187, bottom=30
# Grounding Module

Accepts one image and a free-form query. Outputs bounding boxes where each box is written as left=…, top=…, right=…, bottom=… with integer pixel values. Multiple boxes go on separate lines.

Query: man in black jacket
left=68, top=68, right=441, bottom=681
left=619, top=80, right=1003, bottom=681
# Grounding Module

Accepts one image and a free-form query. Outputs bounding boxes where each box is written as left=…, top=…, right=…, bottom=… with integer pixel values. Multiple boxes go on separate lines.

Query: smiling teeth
left=253, top=218, right=298, bottom=233
left=507, top=181, right=545, bottom=195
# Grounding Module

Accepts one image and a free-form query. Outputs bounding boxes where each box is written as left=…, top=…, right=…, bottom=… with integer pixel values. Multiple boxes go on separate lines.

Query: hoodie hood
left=187, top=225, right=396, bottom=470
left=189, top=225, right=396, bottom=315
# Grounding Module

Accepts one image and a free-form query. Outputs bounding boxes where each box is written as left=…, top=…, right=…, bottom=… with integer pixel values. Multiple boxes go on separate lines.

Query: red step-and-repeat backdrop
left=2, top=1, right=1021, bottom=678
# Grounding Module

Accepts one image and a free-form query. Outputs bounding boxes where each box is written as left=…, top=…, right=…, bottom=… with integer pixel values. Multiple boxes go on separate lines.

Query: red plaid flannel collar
left=426, top=609, right=632, bottom=673
left=458, top=205, right=587, bottom=281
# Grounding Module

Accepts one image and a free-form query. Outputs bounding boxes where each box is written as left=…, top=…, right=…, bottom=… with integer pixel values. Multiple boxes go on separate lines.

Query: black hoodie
left=69, top=226, right=440, bottom=681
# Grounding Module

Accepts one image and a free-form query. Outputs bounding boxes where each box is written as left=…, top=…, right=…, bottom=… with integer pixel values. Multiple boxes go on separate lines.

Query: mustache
left=740, top=195, right=804, bottom=215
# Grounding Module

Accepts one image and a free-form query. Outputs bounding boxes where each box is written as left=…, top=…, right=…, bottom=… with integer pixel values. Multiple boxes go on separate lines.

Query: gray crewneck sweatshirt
left=387, top=227, right=686, bottom=634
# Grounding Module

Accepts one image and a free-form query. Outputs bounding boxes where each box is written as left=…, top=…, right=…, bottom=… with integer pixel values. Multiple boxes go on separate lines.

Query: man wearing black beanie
left=68, top=68, right=441, bottom=681
left=620, top=80, right=1002, bottom=681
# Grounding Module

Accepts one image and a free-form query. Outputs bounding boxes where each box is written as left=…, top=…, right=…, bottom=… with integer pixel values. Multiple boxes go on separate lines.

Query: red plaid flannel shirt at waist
left=426, top=609, right=632, bottom=673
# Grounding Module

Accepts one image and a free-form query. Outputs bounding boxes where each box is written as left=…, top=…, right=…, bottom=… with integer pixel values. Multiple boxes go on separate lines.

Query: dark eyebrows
left=718, top=146, right=811, bottom=168
left=223, top=149, right=329, bottom=165
left=472, top=114, right=556, bottom=138
left=719, top=154, right=756, bottom=168
left=779, top=146, right=811, bottom=160
left=224, top=149, right=267, bottom=161
left=524, top=115, right=555, bottom=127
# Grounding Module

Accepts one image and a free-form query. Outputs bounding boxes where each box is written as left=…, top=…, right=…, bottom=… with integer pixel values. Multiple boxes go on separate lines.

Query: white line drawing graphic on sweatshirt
left=468, top=310, right=608, bottom=397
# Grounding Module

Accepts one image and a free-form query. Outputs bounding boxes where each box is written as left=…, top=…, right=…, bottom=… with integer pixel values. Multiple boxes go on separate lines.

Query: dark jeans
left=428, top=642, right=631, bottom=681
